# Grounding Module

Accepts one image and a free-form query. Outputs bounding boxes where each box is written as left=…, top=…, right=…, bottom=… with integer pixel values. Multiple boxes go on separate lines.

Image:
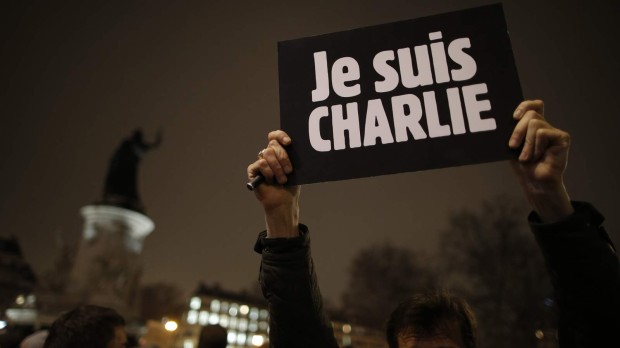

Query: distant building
left=0, top=235, right=38, bottom=325
left=180, top=283, right=270, bottom=348
left=180, top=283, right=387, bottom=348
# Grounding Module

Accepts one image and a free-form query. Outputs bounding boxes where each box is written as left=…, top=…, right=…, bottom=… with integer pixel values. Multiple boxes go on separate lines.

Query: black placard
left=278, top=4, right=522, bottom=185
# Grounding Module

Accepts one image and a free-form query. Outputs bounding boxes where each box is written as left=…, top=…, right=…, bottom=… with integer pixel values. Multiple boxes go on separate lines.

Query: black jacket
left=255, top=202, right=620, bottom=347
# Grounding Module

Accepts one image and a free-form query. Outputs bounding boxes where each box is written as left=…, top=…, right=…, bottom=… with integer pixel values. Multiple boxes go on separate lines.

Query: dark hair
left=197, top=324, right=228, bottom=348
left=386, top=292, right=477, bottom=348
left=43, top=305, right=125, bottom=348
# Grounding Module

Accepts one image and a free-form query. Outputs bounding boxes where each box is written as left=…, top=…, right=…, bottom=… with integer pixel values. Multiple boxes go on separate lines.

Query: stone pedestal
left=65, top=205, right=154, bottom=318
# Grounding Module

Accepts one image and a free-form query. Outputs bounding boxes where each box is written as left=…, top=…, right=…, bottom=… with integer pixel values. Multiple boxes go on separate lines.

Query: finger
left=247, top=161, right=260, bottom=181
left=247, top=159, right=275, bottom=183
left=268, top=130, right=292, bottom=146
left=509, top=109, right=544, bottom=149
left=513, top=100, right=544, bottom=120
left=520, top=118, right=549, bottom=162
left=268, top=139, right=293, bottom=174
left=257, top=158, right=276, bottom=184
left=534, top=127, right=570, bottom=161
left=262, top=146, right=288, bottom=184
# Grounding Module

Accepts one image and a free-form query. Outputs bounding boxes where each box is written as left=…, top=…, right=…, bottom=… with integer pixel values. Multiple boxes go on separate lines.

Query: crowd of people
left=2, top=100, right=618, bottom=347
left=246, top=100, right=620, bottom=347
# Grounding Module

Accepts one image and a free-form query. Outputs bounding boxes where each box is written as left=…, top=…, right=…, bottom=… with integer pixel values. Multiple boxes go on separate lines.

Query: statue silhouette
left=102, top=129, right=161, bottom=213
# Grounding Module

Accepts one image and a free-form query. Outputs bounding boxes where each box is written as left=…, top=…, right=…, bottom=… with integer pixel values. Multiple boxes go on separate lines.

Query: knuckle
left=268, top=129, right=284, bottom=140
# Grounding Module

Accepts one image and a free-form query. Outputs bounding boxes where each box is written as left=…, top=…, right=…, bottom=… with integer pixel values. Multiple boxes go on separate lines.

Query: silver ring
left=258, top=149, right=266, bottom=159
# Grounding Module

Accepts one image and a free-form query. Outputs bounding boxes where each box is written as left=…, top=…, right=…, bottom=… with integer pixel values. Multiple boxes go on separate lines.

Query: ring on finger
left=257, top=149, right=266, bottom=159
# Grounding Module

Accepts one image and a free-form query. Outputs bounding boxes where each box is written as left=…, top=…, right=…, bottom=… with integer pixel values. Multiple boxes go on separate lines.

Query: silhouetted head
left=131, top=129, right=144, bottom=142
left=386, top=292, right=477, bottom=348
left=197, top=324, right=227, bottom=348
left=43, top=305, right=126, bottom=348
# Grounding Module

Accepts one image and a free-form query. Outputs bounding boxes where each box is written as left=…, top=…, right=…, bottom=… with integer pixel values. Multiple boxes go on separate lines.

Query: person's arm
left=509, top=100, right=620, bottom=345
left=247, top=130, right=339, bottom=348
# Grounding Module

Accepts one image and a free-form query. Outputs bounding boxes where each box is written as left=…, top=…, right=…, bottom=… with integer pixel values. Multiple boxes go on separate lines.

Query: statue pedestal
left=65, top=205, right=154, bottom=318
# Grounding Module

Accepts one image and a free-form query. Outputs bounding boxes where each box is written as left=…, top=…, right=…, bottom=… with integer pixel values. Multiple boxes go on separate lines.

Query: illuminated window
left=259, top=309, right=268, bottom=319
left=229, top=317, right=238, bottom=330
left=229, top=306, right=239, bottom=317
left=208, top=313, right=219, bottom=325
left=343, top=335, right=351, bottom=346
left=249, top=321, right=258, bottom=332
left=199, top=311, right=209, bottom=326
left=238, top=318, right=248, bottom=332
left=227, top=331, right=237, bottom=344
left=221, top=302, right=230, bottom=313
left=183, top=339, right=194, bottom=348
left=26, top=295, right=36, bottom=306
left=342, top=324, right=352, bottom=334
left=187, top=310, right=198, bottom=325
left=236, top=333, right=246, bottom=345
left=219, top=315, right=229, bottom=328
left=249, top=308, right=259, bottom=321
left=251, top=335, right=265, bottom=347
left=258, top=321, right=268, bottom=331
left=16, top=295, right=25, bottom=306
left=190, top=297, right=201, bottom=310
left=210, top=300, right=221, bottom=312
left=240, top=305, right=249, bottom=315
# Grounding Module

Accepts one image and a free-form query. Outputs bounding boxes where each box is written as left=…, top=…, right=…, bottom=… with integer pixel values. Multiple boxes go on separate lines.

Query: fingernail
left=283, top=136, right=291, bottom=144
left=513, top=109, right=522, bottom=119
left=508, top=138, right=516, bottom=148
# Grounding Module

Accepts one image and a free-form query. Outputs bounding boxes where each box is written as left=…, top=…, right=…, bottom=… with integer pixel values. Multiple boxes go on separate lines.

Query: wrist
left=523, top=181, right=574, bottom=223
left=264, top=203, right=299, bottom=238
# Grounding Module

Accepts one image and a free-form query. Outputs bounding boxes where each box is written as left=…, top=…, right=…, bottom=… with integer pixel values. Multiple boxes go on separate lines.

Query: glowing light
left=208, top=313, right=219, bottom=325
left=190, top=297, right=201, bottom=310
left=164, top=321, right=178, bottom=332
left=227, top=331, right=237, bottom=344
left=342, top=324, right=352, bottom=334
left=221, top=302, right=230, bottom=312
left=343, top=335, right=351, bottom=346
left=199, top=311, right=209, bottom=325
left=219, top=315, right=229, bottom=328
left=187, top=310, right=198, bottom=325
left=249, top=321, right=258, bottom=332
left=535, top=330, right=544, bottom=340
left=0, top=320, right=7, bottom=330
left=240, top=305, right=250, bottom=315
left=236, top=333, right=247, bottom=345
left=259, top=309, right=268, bottom=319
left=210, top=300, right=220, bottom=312
left=251, top=335, right=265, bottom=346
left=16, top=295, right=25, bottom=305
left=249, top=308, right=259, bottom=321
left=238, top=318, right=248, bottom=331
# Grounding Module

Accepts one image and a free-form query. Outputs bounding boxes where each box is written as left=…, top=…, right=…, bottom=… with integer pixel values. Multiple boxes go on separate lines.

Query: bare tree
left=438, top=195, right=557, bottom=348
left=139, top=282, right=186, bottom=322
left=342, top=242, right=437, bottom=329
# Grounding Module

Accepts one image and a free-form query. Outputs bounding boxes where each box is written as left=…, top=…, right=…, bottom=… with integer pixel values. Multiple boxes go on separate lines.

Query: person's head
left=386, top=292, right=477, bottom=348
left=197, top=324, right=227, bottom=348
left=43, top=305, right=126, bottom=348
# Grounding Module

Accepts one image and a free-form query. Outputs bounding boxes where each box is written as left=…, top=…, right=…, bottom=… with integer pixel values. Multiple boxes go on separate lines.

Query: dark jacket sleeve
left=254, top=224, right=339, bottom=348
left=530, top=201, right=620, bottom=347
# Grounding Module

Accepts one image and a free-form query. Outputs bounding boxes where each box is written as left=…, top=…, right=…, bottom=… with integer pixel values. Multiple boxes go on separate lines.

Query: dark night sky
left=1, top=0, right=619, bottom=306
